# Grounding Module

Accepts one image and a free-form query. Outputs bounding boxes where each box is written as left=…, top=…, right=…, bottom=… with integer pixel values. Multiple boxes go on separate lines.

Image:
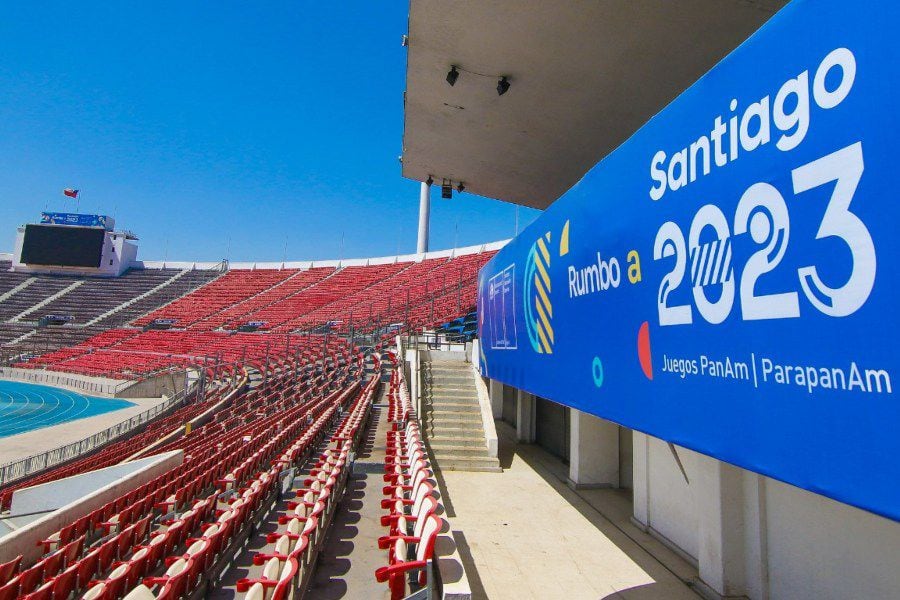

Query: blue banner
left=40, top=212, right=111, bottom=229
left=478, top=0, right=900, bottom=521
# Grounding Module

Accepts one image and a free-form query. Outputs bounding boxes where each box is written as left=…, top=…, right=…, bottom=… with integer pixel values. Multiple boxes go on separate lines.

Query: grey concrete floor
left=434, top=422, right=703, bottom=600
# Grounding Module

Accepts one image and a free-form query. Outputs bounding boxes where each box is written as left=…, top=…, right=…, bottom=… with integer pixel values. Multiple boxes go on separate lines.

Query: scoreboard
left=20, top=224, right=106, bottom=268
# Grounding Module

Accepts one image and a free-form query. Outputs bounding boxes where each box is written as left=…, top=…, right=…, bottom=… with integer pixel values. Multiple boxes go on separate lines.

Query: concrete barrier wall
left=9, top=453, right=176, bottom=515
left=0, top=367, right=185, bottom=400
left=115, top=370, right=186, bottom=399
left=127, top=373, right=247, bottom=461
left=0, top=367, right=129, bottom=397
left=469, top=342, right=498, bottom=460
left=0, top=450, right=182, bottom=565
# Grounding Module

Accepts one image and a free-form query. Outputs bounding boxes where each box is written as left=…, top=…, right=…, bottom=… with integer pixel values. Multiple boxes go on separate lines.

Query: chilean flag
left=63, top=188, right=79, bottom=198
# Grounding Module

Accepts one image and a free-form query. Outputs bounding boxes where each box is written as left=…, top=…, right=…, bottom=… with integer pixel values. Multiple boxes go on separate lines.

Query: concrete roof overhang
left=402, top=0, right=788, bottom=208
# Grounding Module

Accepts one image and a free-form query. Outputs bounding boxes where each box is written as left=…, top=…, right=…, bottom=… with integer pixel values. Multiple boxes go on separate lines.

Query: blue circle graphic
left=592, top=357, right=604, bottom=388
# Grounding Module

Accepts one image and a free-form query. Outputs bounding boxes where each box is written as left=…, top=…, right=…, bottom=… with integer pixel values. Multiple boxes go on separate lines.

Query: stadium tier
left=2, top=247, right=495, bottom=381
left=0, top=262, right=221, bottom=357
left=0, top=341, right=367, bottom=598
left=132, top=252, right=492, bottom=335
left=0, top=241, right=486, bottom=599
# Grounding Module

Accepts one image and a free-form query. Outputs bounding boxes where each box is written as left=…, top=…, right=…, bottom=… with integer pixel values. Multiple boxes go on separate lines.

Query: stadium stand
left=133, top=269, right=298, bottom=330
left=6, top=249, right=494, bottom=381
left=434, top=311, right=477, bottom=342
left=262, top=263, right=409, bottom=331
left=233, top=359, right=381, bottom=599
left=0, top=245, right=496, bottom=600
left=17, top=331, right=344, bottom=380
left=0, top=267, right=221, bottom=358
left=0, top=338, right=361, bottom=599
left=212, top=267, right=334, bottom=330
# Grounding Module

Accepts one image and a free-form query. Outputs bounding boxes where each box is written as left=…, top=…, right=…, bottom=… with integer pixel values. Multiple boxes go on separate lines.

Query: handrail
left=0, top=382, right=194, bottom=487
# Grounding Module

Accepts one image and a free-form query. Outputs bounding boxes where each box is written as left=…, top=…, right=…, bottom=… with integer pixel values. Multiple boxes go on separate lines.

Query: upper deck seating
left=133, top=270, right=297, bottom=330
left=237, top=264, right=406, bottom=331
left=0, top=268, right=220, bottom=356
left=26, top=270, right=174, bottom=325
left=211, top=268, right=334, bottom=330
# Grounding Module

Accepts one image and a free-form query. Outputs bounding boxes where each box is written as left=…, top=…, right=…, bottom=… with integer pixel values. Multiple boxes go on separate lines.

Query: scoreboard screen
left=21, top=224, right=105, bottom=268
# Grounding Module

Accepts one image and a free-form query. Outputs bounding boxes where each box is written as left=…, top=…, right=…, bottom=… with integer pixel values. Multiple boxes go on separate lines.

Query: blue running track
left=0, top=381, right=135, bottom=438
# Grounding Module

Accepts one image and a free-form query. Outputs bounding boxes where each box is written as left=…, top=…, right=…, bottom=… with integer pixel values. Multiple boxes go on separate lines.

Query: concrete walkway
left=435, top=422, right=702, bottom=600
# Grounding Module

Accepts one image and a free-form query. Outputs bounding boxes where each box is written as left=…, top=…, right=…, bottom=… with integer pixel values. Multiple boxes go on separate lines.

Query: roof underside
left=402, top=0, right=788, bottom=209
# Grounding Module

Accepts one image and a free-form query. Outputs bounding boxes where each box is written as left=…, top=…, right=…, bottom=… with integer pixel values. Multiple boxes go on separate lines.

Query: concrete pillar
left=489, top=379, right=503, bottom=419
left=695, top=455, right=749, bottom=599
left=416, top=181, right=431, bottom=253
left=516, top=389, right=535, bottom=443
left=632, top=431, right=650, bottom=528
left=568, top=409, right=620, bottom=489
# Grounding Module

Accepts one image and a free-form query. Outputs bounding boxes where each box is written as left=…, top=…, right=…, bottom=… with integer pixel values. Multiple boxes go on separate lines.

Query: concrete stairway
left=423, top=359, right=501, bottom=472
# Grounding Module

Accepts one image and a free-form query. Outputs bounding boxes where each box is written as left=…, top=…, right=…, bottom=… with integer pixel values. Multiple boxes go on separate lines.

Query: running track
left=0, top=380, right=134, bottom=438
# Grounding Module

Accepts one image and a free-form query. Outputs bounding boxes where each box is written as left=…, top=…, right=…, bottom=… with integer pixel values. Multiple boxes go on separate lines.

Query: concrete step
left=424, top=415, right=484, bottom=427
left=426, top=404, right=482, bottom=414
left=424, top=422, right=485, bottom=435
left=427, top=410, right=482, bottom=422
left=428, top=361, right=471, bottom=368
left=427, top=373, right=472, bottom=381
left=428, top=400, right=479, bottom=409
left=426, top=372, right=472, bottom=381
left=427, top=396, right=479, bottom=404
left=427, top=383, right=476, bottom=390
left=427, top=411, right=482, bottom=421
left=427, top=364, right=471, bottom=372
left=429, top=400, right=479, bottom=409
left=427, top=381, right=473, bottom=389
left=427, top=379, right=472, bottom=386
left=433, top=456, right=502, bottom=472
left=427, top=386, right=477, bottom=395
left=429, top=444, right=490, bottom=457
left=422, top=385, right=478, bottom=398
left=428, top=420, right=483, bottom=430
left=425, top=434, right=487, bottom=447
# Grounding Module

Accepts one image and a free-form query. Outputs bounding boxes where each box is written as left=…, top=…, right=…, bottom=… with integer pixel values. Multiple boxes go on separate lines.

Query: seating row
left=375, top=356, right=445, bottom=600
left=17, top=330, right=347, bottom=381
left=134, top=270, right=297, bottom=329
left=235, top=361, right=382, bottom=600
left=1, top=345, right=355, bottom=599
left=0, top=378, right=241, bottom=511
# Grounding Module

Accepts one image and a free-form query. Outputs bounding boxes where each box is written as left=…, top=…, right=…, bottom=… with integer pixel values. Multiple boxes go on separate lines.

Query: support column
left=416, top=181, right=431, bottom=254
left=489, top=379, right=503, bottom=419
left=516, top=389, right=535, bottom=443
left=568, top=409, right=620, bottom=489
left=695, top=455, right=749, bottom=599
left=632, top=431, right=650, bottom=528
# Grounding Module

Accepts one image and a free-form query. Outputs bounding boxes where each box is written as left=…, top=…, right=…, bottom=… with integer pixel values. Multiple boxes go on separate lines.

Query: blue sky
left=0, top=2, right=540, bottom=262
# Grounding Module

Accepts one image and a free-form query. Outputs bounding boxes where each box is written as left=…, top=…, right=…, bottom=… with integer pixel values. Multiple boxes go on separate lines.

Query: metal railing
left=0, top=384, right=192, bottom=487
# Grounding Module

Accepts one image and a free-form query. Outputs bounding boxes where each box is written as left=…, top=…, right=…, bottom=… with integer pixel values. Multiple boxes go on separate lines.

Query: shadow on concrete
left=451, top=529, right=489, bottom=600
left=493, top=421, right=703, bottom=600
left=424, top=442, right=457, bottom=518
